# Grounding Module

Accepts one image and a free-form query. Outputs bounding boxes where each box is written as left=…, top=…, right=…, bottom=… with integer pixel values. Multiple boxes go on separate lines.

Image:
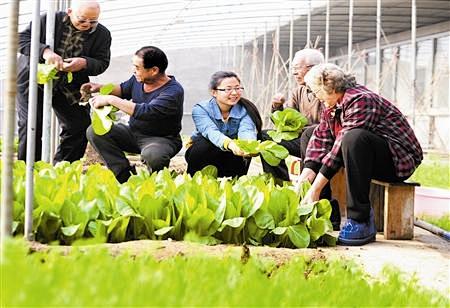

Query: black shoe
left=116, top=165, right=137, bottom=184
left=330, top=199, right=341, bottom=231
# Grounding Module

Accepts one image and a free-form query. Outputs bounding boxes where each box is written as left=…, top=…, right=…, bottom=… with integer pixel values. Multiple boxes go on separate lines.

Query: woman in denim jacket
left=185, top=71, right=262, bottom=177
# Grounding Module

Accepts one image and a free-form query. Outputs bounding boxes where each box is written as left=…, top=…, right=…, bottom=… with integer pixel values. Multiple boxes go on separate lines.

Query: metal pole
left=375, top=0, right=381, bottom=93
left=348, top=0, right=354, bottom=70
left=307, top=0, right=311, bottom=47
left=411, top=0, right=416, bottom=126
left=1, top=0, right=20, bottom=245
left=42, top=0, right=56, bottom=162
left=262, top=23, right=267, bottom=85
left=289, top=9, right=294, bottom=94
left=25, top=0, right=42, bottom=241
left=325, top=0, right=330, bottom=62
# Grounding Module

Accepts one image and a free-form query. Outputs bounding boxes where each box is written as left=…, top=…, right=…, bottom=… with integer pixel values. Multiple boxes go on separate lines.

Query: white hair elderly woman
left=299, top=63, right=423, bottom=246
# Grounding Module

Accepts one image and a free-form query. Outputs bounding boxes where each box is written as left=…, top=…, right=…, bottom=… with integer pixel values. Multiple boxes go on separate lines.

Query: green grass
left=420, top=214, right=450, bottom=232
left=409, top=156, right=450, bottom=189
left=1, top=239, right=447, bottom=307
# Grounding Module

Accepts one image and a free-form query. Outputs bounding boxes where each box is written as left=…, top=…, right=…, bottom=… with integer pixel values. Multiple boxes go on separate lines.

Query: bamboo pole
left=42, top=0, right=56, bottom=162
left=1, top=0, right=20, bottom=246
left=375, top=0, right=381, bottom=93
left=325, top=0, right=330, bottom=62
left=25, top=0, right=42, bottom=241
left=274, top=19, right=280, bottom=94
left=288, top=9, right=294, bottom=94
left=307, top=0, right=311, bottom=47
left=348, top=0, right=354, bottom=70
left=411, top=0, right=417, bottom=126
left=262, top=23, right=267, bottom=85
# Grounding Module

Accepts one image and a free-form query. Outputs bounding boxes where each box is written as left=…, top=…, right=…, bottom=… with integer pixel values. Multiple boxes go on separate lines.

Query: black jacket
left=17, top=12, right=111, bottom=95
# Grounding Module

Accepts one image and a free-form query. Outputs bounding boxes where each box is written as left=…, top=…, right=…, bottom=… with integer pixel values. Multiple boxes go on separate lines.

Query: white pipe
left=42, top=0, right=56, bottom=162
left=25, top=0, right=42, bottom=241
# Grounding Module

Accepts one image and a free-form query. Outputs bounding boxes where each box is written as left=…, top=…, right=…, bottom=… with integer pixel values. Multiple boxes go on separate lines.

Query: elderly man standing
left=260, top=48, right=341, bottom=230
left=17, top=0, right=111, bottom=163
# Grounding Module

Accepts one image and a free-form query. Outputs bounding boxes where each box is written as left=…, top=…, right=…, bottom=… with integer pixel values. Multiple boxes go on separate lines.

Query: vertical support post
left=42, top=0, right=56, bottom=162
left=225, top=40, right=230, bottom=69
left=325, top=0, right=330, bottom=62
left=1, top=0, right=20, bottom=246
left=240, top=34, right=245, bottom=76
left=25, top=0, right=42, bottom=241
left=219, top=43, right=223, bottom=69
left=232, top=41, right=236, bottom=70
left=347, top=0, right=354, bottom=70
left=288, top=9, right=294, bottom=94
left=307, top=0, right=311, bottom=47
left=375, top=0, right=381, bottom=93
left=262, top=23, right=267, bottom=85
left=411, top=0, right=417, bottom=126
left=274, top=19, right=280, bottom=94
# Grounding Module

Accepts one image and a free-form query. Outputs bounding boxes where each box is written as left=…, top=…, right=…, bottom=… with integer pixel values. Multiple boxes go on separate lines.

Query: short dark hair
left=135, top=46, right=168, bottom=73
left=208, top=71, right=241, bottom=91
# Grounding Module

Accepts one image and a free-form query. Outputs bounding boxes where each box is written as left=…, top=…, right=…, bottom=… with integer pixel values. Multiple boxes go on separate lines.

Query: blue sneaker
left=338, top=208, right=376, bottom=246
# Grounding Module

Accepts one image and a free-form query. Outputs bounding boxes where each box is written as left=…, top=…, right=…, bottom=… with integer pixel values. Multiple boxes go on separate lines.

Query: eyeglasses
left=292, top=64, right=314, bottom=75
left=76, top=15, right=98, bottom=25
left=216, top=87, right=244, bottom=94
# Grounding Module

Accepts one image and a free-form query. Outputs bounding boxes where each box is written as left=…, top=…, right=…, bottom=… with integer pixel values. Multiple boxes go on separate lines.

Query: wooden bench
left=289, top=160, right=419, bottom=240
left=331, top=169, right=420, bottom=240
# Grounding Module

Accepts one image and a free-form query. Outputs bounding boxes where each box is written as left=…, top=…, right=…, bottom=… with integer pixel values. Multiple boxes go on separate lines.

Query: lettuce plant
left=268, top=108, right=308, bottom=142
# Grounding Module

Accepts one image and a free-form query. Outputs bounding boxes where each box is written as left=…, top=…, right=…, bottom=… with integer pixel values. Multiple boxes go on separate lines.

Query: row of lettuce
left=0, top=161, right=335, bottom=247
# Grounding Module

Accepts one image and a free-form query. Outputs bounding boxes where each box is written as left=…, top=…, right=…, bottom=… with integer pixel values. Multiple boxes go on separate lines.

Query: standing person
left=185, top=71, right=262, bottom=178
left=84, top=46, right=184, bottom=184
left=17, top=0, right=111, bottom=163
left=260, top=48, right=341, bottom=230
left=300, top=63, right=423, bottom=246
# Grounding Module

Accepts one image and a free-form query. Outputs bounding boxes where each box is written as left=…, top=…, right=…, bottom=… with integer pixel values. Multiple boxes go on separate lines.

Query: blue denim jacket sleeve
left=192, top=104, right=229, bottom=150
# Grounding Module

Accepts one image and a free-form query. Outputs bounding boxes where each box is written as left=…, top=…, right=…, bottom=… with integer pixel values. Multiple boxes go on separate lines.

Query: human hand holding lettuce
left=79, top=83, right=133, bottom=136
left=231, top=139, right=289, bottom=166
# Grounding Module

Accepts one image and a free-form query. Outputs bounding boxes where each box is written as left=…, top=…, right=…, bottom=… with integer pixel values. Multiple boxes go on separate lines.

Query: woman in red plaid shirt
left=299, top=63, right=423, bottom=246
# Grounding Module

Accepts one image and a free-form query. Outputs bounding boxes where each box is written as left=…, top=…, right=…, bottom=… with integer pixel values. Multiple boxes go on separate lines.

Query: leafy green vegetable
left=91, top=83, right=118, bottom=135
left=235, top=139, right=289, bottom=166
left=37, top=63, right=73, bottom=85
left=37, top=64, right=59, bottom=84
left=267, top=108, right=308, bottom=142
left=5, top=161, right=336, bottom=248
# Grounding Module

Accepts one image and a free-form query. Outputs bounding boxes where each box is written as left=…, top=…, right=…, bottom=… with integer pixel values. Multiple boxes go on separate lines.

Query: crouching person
left=299, top=63, right=423, bottom=246
left=185, top=71, right=262, bottom=177
left=83, top=46, right=184, bottom=183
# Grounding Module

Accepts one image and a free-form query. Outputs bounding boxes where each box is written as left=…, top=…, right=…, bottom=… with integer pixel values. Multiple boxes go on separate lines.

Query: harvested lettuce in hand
left=235, top=139, right=289, bottom=166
